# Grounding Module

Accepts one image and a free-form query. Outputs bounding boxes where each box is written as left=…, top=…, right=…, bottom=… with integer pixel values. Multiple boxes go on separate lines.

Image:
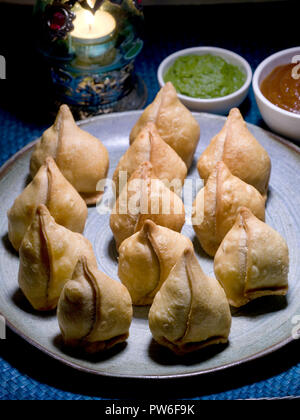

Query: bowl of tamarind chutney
left=261, top=63, right=300, bottom=115
left=253, top=47, right=300, bottom=141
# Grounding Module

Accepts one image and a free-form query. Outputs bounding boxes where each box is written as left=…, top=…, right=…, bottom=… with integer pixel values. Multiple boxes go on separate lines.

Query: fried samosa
left=214, top=207, right=289, bottom=307
left=197, top=108, right=271, bottom=197
left=118, top=220, right=192, bottom=305
left=57, top=256, right=133, bottom=353
left=130, top=82, right=200, bottom=169
left=113, top=122, right=187, bottom=197
left=8, top=157, right=87, bottom=251
left=30, top=105, right=109, bottom=205
left=192, top=161, right=265, bottom=257
left=110, top=161, right=185, bottom=250
left=149, top=247, right=231, bottom=355
left=18, top=205, right=97, bottom=311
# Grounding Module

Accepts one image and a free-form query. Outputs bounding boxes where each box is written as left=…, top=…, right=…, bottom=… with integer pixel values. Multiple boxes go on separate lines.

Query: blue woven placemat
left=0, top=2, right=300, bottom=400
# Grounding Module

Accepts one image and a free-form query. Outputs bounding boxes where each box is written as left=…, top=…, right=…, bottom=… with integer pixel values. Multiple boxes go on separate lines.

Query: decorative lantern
left=34, top=0, right=146, bottom=118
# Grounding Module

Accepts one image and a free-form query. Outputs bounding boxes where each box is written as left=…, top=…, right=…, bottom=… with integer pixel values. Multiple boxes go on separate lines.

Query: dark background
left=0, top=1, right=299, bottom=128
left=0, top=0, right=300, bottom=399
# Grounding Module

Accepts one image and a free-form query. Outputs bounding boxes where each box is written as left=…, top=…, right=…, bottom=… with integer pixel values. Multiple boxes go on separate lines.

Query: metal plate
left=0, top=111, right=299, bottom=379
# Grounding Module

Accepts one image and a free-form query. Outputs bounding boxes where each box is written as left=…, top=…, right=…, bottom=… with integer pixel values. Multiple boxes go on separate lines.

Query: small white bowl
left=157, top=46, right=252, bottom=115
left=253, top=47, right=300, bottom=141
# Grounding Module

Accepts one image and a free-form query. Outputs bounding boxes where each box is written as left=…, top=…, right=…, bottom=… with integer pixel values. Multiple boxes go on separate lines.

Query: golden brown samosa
left=118, top=220, right=192, bottom=305
left=192, top=161, right=265, bottom=257
left=110, top=161, right=185, bottom=250
left=197, top=108, right=271, bottom=197
left=18, top=205, right=97, bottom=311
left=130, top=82, right=200, bottom=169
left=113, top=122, right=187, bottom=197
left=7, top=157, right=87, bottom=251
left=214, top=207, right=289, bottom=307
left=30, top=105, right=109, bottom=205
left=149, top=247, right=231, bottom=355
left=57, top=256, right=133, bottom=353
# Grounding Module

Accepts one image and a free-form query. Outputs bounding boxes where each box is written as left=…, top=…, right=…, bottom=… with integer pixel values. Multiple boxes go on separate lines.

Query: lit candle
left=71, top=9, right=116, bottom=43
left=70, top=7, right=117, bottom=65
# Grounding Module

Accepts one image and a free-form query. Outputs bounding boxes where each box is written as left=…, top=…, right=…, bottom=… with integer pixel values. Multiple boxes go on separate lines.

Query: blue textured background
left=0, top=1, right=300, bottom=400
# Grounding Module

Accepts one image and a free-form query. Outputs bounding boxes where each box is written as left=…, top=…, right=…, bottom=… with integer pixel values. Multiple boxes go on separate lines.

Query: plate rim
left=3, top=317, right=294, bottom=380
left=0, top=110, right=299, bottom=380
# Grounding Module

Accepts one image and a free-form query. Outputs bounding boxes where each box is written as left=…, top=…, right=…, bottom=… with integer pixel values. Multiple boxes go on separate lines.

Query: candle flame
left=85, top=10, right=95, bottom=27
left=71, top=8, right=116, bottom=40
left=87, top=0, right=95, bottom=9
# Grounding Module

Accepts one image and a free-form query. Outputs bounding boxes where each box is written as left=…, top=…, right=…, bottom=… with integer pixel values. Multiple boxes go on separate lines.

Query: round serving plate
left=0, top=111, right=300, bottom=379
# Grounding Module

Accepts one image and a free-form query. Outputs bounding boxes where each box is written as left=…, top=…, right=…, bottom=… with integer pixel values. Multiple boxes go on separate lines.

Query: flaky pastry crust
left=18, top=205, right=96, bottom=311
left=30, top=105, right=109, bottom=205
left=197, top=108, right=271, bottom=198
left=110, top=161, right=185, bottom=250
left=192, top=161, right=265, bottom=257
left=214, top=207, right=289, bottom=307
left=149, top=247, right=231, bottom=355
left=113, top=122, right=187, bottom=197
left=130, top=82, right=200, bottom=169
left=118, top=220, right=192, bottom=305
left=58, top=256, right=133, bottom=353
left=8, top=157, right=87, bottom=251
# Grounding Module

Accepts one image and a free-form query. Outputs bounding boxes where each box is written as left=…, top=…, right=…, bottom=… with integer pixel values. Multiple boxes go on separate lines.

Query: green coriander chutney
left=164, top=54, right=246, bottom=99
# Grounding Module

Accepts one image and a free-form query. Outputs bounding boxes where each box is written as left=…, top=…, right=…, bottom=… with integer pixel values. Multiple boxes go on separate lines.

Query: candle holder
left=34, top=0, right=147, bottom=119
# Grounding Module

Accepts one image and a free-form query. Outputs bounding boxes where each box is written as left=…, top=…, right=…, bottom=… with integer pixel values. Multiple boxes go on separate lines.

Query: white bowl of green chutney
left=157, top=46, right=252, bottom=115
